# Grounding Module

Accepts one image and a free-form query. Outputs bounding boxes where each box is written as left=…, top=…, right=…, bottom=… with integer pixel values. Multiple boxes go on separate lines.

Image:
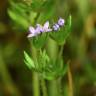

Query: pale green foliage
left=32, top=33, right=48, bottom=49
left=24, top=51, right=35, bottom=69
left=8, top=0, right=37, bottom=29
left=8, top=0, right=54, bottom=30
left=9, top=0, right=72, bottom=81
left=24, top=50, right=68, bottom=80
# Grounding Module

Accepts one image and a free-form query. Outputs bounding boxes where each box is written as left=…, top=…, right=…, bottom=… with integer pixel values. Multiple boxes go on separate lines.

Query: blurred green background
left=0, top=0, right=96, bottom=96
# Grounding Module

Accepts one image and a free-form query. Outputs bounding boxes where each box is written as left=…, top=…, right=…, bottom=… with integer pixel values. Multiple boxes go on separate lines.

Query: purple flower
left=36, top=24, right=44, bottom=33
left=27, top=26, right=37, bottom=37
left=43, top=21, right=52, bottom=32
left=27, top=21, right=52, bottom=38
left=53, top=24, right=60, bottom=31
left=58, top=18, right=65, bottom=26
left=36, top=21, right=52, bottom=33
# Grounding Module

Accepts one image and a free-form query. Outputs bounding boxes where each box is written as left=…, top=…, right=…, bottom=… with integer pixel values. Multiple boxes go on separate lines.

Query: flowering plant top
left=27, top=18, right=65, bottom=38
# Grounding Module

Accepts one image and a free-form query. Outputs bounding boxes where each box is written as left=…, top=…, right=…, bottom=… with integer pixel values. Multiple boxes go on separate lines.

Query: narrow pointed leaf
left=24, top=51, right=35, bottom=69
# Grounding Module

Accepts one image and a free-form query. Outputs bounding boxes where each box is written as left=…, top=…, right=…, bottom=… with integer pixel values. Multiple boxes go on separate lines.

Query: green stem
left=48, top=80, right=59, bottom=96
left=46, top=38, right=59, bottom=96
left=58, top=77, right=63, bottom=96
left=32, top=72, right=40, bottom=96
left=57, top=45, right=64, bottom=96
left=31, top=46, right=40, bottom=96
left=30, top=12, right=41, bottom=96
left=46, top=38, right=58, bottom=61
left=40, top=78, right=48, bottom=96
left=58, top=44, right=64, bottom=61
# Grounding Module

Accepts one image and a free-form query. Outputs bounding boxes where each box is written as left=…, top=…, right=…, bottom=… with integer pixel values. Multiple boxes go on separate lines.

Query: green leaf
left=37, top=0, right=55, bottom=23
left=55, top=58, right=68, bottom=76
left=32, top=33, right=48, bottom=49
left=24, top=51, right=35, bottom=69
left=37, top=50, right=50, bottom=71
left=41, top=58, right=68, bottom=80
left=8, top=10, right=29, bottom=29
left=8, top=0, right=37, bottom=29
left=30, top=0, right=44, bottom=12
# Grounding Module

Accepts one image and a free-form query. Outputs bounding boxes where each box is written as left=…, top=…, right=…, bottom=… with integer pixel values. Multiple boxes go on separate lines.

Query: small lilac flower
left=27, top=21, right=52, bottom=38
left=27, top=26, right=37, bottom=37
left=36, top=24, right=44, bottom=33
left=43, top=21, right=52, bottom=32
left=58, top=18, right=65, bottom=26
left=53, top=24, right=60, bottom=31
left=36, top=21, right=52, bottom=33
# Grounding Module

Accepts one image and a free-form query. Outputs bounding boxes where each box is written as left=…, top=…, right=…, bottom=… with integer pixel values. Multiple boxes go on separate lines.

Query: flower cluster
left=53, top=18, right=65, bottom=31
left=27, top=18, right=65, bottom=38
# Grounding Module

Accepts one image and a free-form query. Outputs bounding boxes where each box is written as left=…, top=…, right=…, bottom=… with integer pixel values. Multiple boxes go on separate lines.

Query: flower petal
left=29, top=26, right=35, bottom=34
left=53, top=24, right=60, bottom=31
left=45, top=28, right=52, bottom=32
left=36, top=24, right=44, bottom=33
left=58, top=18, right=65, bottom=26
left=27, top=33, right=36, bottom=38
left=43, top=21, right=49, bottom=29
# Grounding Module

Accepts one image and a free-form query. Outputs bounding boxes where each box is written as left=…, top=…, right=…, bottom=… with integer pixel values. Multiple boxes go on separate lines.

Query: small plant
left=8, top=0, right=72, bottom=96
left=24, top=16, right=71, bottom=96
left=24, top=16, right=71, bottom=80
